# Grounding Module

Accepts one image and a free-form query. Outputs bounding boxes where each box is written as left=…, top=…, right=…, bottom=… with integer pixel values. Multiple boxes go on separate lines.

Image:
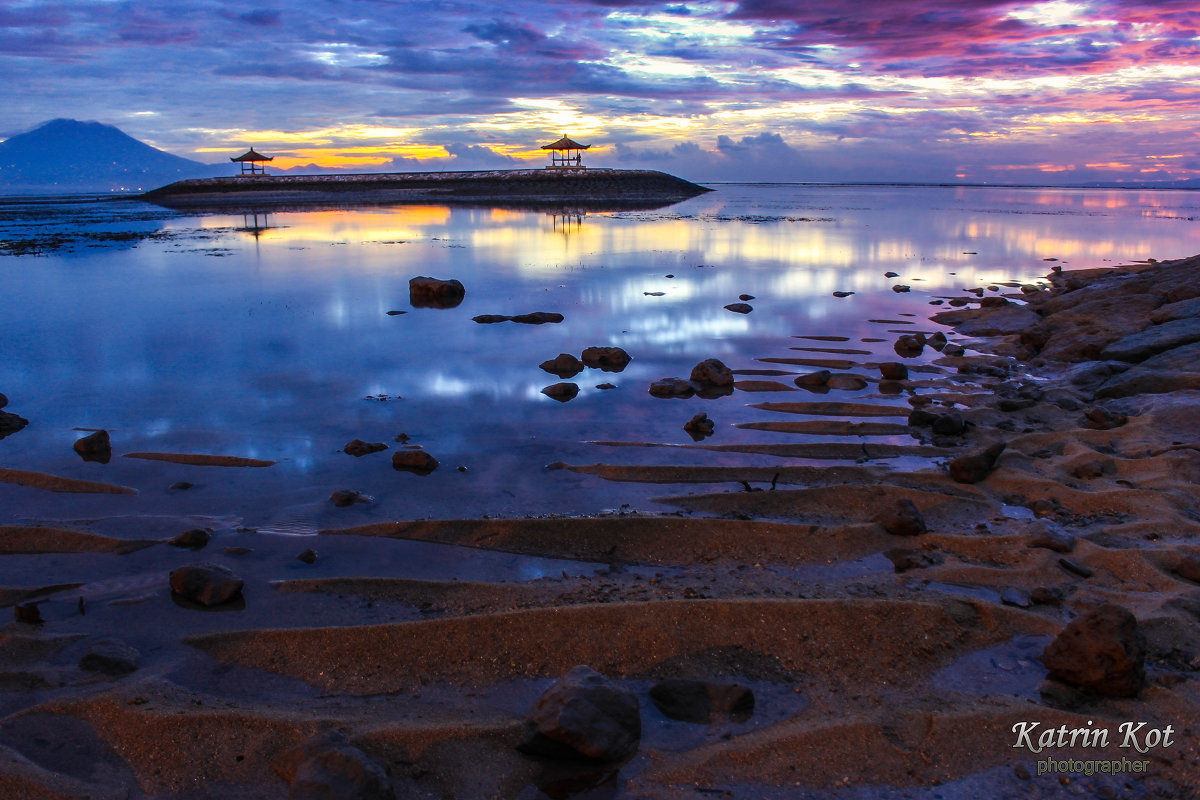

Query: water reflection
left=1, top=185, right=1198, bottom=526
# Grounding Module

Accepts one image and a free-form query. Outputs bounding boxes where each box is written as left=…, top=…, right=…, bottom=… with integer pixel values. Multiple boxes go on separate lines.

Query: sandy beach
left=3, top=253, right=1200, bottom=799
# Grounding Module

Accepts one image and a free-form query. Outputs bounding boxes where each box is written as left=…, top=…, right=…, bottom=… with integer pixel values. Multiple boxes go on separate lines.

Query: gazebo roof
left=231, top=148, right=274, bottom=163
left=541, top=136, right=590, bottom=151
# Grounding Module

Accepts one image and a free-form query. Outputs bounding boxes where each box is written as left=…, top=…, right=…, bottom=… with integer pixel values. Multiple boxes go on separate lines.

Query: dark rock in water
left=649, top=679, right=754, bottom=723
left=296, top=548, right=318, bottom=564
left=472, top=314, right=510, bottom=324
left=596, top=383, right=616, bottom=390
left=518, top=665, right=641, bottom=762
left=540, top=353, right=584, bottom=378
left=724, top=302, right=753, bottom=314
left=409, top=276, right=465, bottom=309
left=948, top=298, right=969, bottom=307
left=891, top=284, right=911, bottom=293
left=827, top=374, right=867, bottom=391
left=948, top=441, right=1006, bottom=483
left=512, top=311, right=565, bottom=324
left=73, top=430, right=112, bottom=463
left=1081, top=406, right=1127, bottom=430
left=794, top=370, right=831, bottom=387
left=926, top=331, right=948, bottom=350
left=79, top=638, right=140, bottom=676
left=884, top=271, right=899, bottom=278
left=169, top=528, right=211, bottom=550
left=942, top=343, right=965, bottom=357
left=330, top=489, right=370, bottom=507
left=1029, top=520, right=1075, bottom=553
left=344, top=439, right=388, bottom=457
left=879, top=380, right=904, bottom=394
left=392, top=449, right=439, bottom=475
left=979, top=296, right=1009, bottom=308
left=385, top=310, right=406, bottom=316
left=14, top=602, right=43, bottom=624
left=884, top=548, right=933, bottom=572
left=1176, top=555, right=1200, bottom=583
left=879, top=362, right=908, bottom=380
left=832, top=291, right=854, bottom=298
left=738, top=294, right=755, bottom=301
left=683, top=413, right=715, bottom=441
left=581, top=346, right=631, bottom=372
left=931, top=412, right=967, bottom=436
left=542, top=382, right=580, bottom=402
left=649, top=378, right=695, bottom=398
left=907, top=408, right=939, bottom=427
left=273, top=729, right=396, bottom=800
left=878, top=498, right=926, bottom=536
left=690, top=358, right=734, bottom=388
left=169, top=563, right=244, bottom=606
left=894, top=334, right=926, bottom=358
left=1042, top=605, right=1145, bottom=697
left=0, top=409, right=29, bottom=439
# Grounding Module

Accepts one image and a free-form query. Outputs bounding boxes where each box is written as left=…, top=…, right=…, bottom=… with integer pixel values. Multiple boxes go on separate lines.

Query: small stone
left=879, top=362, right=908, bottom=380
left=517, top=665, right=641, bottom=762
left=884, top=271, right=899, bottom=278
left=273, top=730, right=396, bottom=800
left=343, top=439, right=388, bottom=457
left=394, top=433, right=411, bottom=443
left=832, top=291, right=854, bottom=298
left=942, top=343, right=965, bottom=357
left=168, top=528, right=211, bottom=550
left=893, top=334, right=926, bottom=358
left=1042, top=605, right=1145, bottom=696
left=541, top=382, right=580, bottom=402
left=73, top=430, right=112, bottom=463
left=878, top=498, right=926, bottom=536
left=385, top=310, right=406, bottom=315
left=392, top=449, right=438, bottom=475
left=1029, top=521, right=1075, bottom=553
left=683, top=413, right=715, bottom=441
left=79, top=639, right=140, bottom=676
left=596, top=383, right=616, bottom=390
left=926, top=331, right=948, bottom=350
left=891, top=284, right=911, bottom=293
left=738, top=294, right=755, bottom=301
left=169, top=563, right=244, bottom=607
left=540, top=353, right=584, bottom=378
left=724, top=302, right=753, bottom=314
left=296, top=549, right=317, bottom=564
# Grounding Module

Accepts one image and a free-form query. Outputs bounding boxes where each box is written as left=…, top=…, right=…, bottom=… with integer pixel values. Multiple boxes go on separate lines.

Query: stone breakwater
left=140, top=167, right=712, bottom=208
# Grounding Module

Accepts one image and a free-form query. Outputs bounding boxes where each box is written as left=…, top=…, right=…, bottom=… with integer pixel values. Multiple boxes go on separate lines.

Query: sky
left=4, top=0, right=1200, bottom=184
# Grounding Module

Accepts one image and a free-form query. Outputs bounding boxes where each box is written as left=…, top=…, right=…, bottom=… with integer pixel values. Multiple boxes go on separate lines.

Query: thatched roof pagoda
left=541, top=135, right=590, bottom=169
left=231, top=148, right=273, bottom=176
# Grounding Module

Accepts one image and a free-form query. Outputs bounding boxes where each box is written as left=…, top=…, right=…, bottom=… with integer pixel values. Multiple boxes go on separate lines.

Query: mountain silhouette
left=0, top=119, right=224, bottom=194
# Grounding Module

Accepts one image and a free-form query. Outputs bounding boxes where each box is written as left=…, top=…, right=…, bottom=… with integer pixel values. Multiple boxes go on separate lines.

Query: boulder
left=408, top=276, right=464, bottom=309
left=344, top=440, right=387, bottom=457
left=683, top=413, right=715, bottom=441
left=517, top=665, right=641, bottom=762
left=541, top=383, right=580, bottom=402
left=169, top=563, right=244, bottom=606
left=581, top=347, right=632, bottom=373
left=649, top=378, right=694, bottom=399
left=392, top=450, right=439, bottom=475
left=878, top=498, right=926, bottom=536
left=79, top=639, right=140, bottom=676
left=649, top=679, right=754, bottom=723
left=690, top=359, right=734, bottom=388
left=540, top=354, right=584, bottom=378
left=893, top=334, right=926, bottom=358
left=73, top=430, right=112, bottom=463
left=1042, top=605, right=1146, bottom=697
left=931, top=412, right=967, bottom=436
left=273, top=730, right=395, bottom=800
left=948, top=441, right=1006, bottom=483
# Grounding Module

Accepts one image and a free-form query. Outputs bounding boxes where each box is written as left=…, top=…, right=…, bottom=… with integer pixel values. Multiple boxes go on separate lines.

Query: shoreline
left=3, top=255, right=1200, bottom=797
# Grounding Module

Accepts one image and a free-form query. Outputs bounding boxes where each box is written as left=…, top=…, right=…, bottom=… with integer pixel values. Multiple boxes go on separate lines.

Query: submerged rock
left=73, top=430, right=112, bottom=463
left=581, top=346, right=631, bottom=372
left=518, top=665, right=641, bottom=762
left=649, top=679, right=754, bottom=723
left=344, top=439, right=388, bottom=457
left=392, top=449, right=439, bottom=475
left=409, top=276, right=465, bottom=309
left=1042, top=605, right=1145, bottom=697
left=169, top=563, right=244, bottom=607
left=169, top=528, right=212, bottom=550
left=79, top=639, right=141, bottom=676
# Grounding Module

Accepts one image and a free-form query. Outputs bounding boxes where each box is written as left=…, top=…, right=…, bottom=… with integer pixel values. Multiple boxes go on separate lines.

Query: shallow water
left=2, top=184, right=1199, bottom=528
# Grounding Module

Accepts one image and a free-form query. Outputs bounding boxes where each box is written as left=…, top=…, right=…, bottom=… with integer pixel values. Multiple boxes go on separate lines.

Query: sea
left=1, top=183, right=1198, bottom=533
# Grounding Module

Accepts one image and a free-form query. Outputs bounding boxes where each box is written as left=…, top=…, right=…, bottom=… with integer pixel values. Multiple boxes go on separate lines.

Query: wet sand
left=3, top=255, right=1200, bottom=798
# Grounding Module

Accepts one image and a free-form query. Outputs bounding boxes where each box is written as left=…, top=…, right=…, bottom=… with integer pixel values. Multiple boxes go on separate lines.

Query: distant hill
left=0, top=119, right=225, bottom=195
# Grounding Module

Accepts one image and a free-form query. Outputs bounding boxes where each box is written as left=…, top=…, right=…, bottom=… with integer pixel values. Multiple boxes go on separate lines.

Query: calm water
left=2, top=184, right=1198, bottom=531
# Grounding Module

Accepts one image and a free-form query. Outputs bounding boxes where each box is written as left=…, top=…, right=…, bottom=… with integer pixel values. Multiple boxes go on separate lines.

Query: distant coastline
left=140, top=167, right=712, bottom=209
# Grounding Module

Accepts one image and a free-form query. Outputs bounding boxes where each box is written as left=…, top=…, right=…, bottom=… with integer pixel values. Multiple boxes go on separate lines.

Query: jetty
left=140, top=168, right=712, bottom=209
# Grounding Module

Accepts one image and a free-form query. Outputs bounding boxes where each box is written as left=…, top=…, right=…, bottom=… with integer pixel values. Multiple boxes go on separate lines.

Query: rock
left=1070, top=460, right=1106, bottom=479
left=542, top=383, right=580, bottom=402
left=1149, top=295, right=1200, bottom=324
left=683, top=413, right=715, bottom=441
left=948, top=298, right=969, bottom=307
left=385, top=310, right=406, bottom=316
left=169, top=528, right=211, bottom=550
left=891, top=284, right=911, bottom=293
left=1081, top=406, right=1127, bottom=430
left=826, top=374, right=867, bottom=390
left=884, top=271, right=899, bottom=278
left=942, top=343, right=965, bottom=357
left=893, top=334, right=925, bottom=358
left=408, top=276, right=465, bottom=309
left=690, top=359, right=734, bottom=388
left=169, top=563, right=244, bottom=606
left=540, top=354, right=584, bottom=378
left=596, top=383, right=616, bottom=390
left=724, top=303, right=753, bottom=314
left=392, top=450, right=438, bottom=475
left=794, top=370, right=831, bottom=387
left=331, top=489, right=370, bottom=507
left=879, top=380, right=903, bottom=394
left=1028, top=520, right=1076, bottom=552
left=907, top=408, right=939, bottom=427
left=0, top=392, right=6, bottom=408
left=581, top=346, right=631, bottom=372
left=878, top=498, right=926, bottom=536
left=1099, top=317, right=1200, bottom=363
left=512, top=311, right=565, bottom=324
left=1059, top=558, right=1093, bottom=578
left=1000, top=588, right=1032, bottom=608
left=1176, top=555, right=1200, bottom=583
left=948, top=441, right=1006, bottom=483
left=73, top=430, right=112, bottom=463
left=296, top=548, right=318, bottom=564
left=1042, top=605, right=1146, bottom=697
left=738, top=294, right=755, bottom=301
left=344, top=439, right=388, bottom=457
left=931, top=412, right=967, bottom=436
left=79, top=639, right=140, bottom=676
left=472, top=314, right=510, bottom=324
left=926, top=331, right=948, bottom=350
left=832, top=291, right=854, bottom=298
left=930, top=305, right=1041, bottom=337
left=879, top=362, right=908, bottom=380
left=169, top=481, right=194, bottom=491
left=979, top=296, right=1008, bottom=308
left=0, top=409, right=29, bottom=439
left=273, top=730, right=396, bottom=800
left=649, top=679, right=754, bottom=723
left=517, top=665, right=641, bottom=762
left=649, top=378, right=694, bottom=398
left=14, top=603, right=43, bottom=624
left=1031, top=587, right=1066, bottom=606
